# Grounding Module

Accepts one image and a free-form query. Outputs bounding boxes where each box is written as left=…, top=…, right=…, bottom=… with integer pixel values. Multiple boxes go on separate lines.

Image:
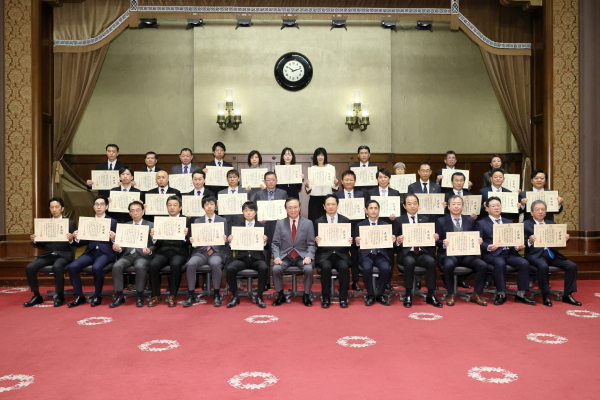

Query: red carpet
left=1, top=281, right=600, bottom=399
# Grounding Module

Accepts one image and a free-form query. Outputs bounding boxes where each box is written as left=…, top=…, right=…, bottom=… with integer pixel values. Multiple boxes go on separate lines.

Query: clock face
left=283, top=60, right=305, bottom=82
left=274, top=52, right=313, bottom=91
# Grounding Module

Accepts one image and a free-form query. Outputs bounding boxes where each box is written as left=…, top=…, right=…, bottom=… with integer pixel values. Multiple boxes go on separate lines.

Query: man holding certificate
left=395, top=194, right=442, bottom=308
left=477, top=196, right=535, bottom=306
left=524, top=200, right=581, bottom=307
left=183, top=170, right=215, bottom=198
left=203, top=141, right=233, bottom=194
left=350, top=145, right=378, bottom=192
left=314, top=195, right=352, bottom=308
left=366, top=168, right=403, bottom=223
left=144, top=171, right=181, bottom=222
left=86, top=144, right=126, bottom=197
left=478, top=168, right=514, bottom=221
left=217, top=169, right=249, bottom=226
left=67, top=196, right=118, bottom=308
left=518, top=169, right=564, bottom=222
left=109, top=167, right=142, bottom=223
left=24, top=197, right=76, bottom=307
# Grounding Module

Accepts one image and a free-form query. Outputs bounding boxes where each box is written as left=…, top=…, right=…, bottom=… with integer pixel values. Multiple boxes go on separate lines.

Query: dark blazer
left=350, top=162, right=379, bottom=192
left=183, top=188, right=215, bottom=198
left=170, top=164, right=201, bottom=175
left=355, top=218, right=392, bottom=262
left=251, top=188, right=288, bottom=202
left=138, top=167, right=163, bottom=172
left=115, top=219, right=155, bottom=259
left=146, top=186, right=181, bottom=196
left=313, top=214, right=352, bottom=265
left=435, top=214, right=478, bottom=257
left=476, top=216, right=521, bottom=262
left=108, top=186, right=143, bottom=223
left=33, top=219, right=77, bottom=261
left=96, top=160, right=126, bottom=171
left=190, top=215, right=230, bottom=259
left=394, top=214, right=436, bottom=258
left=218, top=187, right=249, bottom=196
left=523, top=219, right=567, bottom=261
left=204, top=160, right=233, bottom=168
left=435, top=168, right=461, bottom=193
left=478, top=186, right=512, bottom=220
left=271, top=216, right=316, bottom=260
left=366, top=186, right=404, bottom=221
left=153, top=216, right=191, bottom=255
left=408, top=180, right=442, bottom=194
left=518, top=190, right=563, bottom=221
left=334, top=189, right=365, bottom=201
left=229, top=218, right=266, bottom=261
left=77, top=215, right=118, bottom=261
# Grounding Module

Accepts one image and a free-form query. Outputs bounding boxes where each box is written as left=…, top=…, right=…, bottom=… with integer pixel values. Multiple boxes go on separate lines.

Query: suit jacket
left=523, top=218, right=567, bottom=261
left=366, top=186, right=405, bottom=221
left=350, top=162, right=379, bottom=191
left=229, top=218, right=266, bottom=261
left=313, top=214, right=352, bottom=265
left=183, top=188, right=215, bottom=198
left=96, top=160, right=126, bottom=171
left=146, top=187, right=181, bottom=196
left=33, top=219, right=77, bottom=261
left=154, top=216, right=191, bottom=255
left=190, top=215, right=230, bottom=259
left=218, top=187, right=249, bottom=196
left=138, top=167, right=164, bottom=172
left=251, top=188, right=288, bottom=202
left=435, top=168, right=461, bottom=193
left=78, top=215, right=118, bottom=261
left=115, top=219, right=155, bottom=259
left=476, top=216, right=521, bottom=262
left=394, top=214, right=436, bottom=258
left=444, top=189, right=473, bottom=214
left=204, top=160, right=233, bottom=168
left=271, top=216, right=316, bottom=260
left=108, top=186, right=143, bottom=222
left=355, top=218, right=392, bottom=262
left=478, top=186, right=512, bottom=220
left=408, top=180, right=442, bottom=194
left=334, top=189, right=364, bottom=202
left=170, top=164, right=201, bottom=175
left=435, top=214, right=478, bottom=258
left=518, top=189, right=563, bottom=221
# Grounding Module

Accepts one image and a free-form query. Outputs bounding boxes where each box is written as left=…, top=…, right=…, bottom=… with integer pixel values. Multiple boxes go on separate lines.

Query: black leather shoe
left=365, top=295, right=375, bottom=306
left=340, top=299, right=349, bottom=308
left=136, top=297, right=144, bottom=307
left=91, top=297, right=102, bottom=307
left=426, top=296, right=443, bottom=308
left=227, top=295, right=240, bottom=308
left=109, top=296, right=126, bottom=308
left=403, top=295, right=412, bottom=308
left=493, top=293, right=507, bottom=305
left=321, top=296, right=330, bottom=309
left=255, top=296, right=266, bottom=308
left=24, top=294, right=43, bottom=307
left=213, top=294, right=222, bottom=307
left=458, top=280, right=471, bottom=289
left=303, top=293, right=313, bottom=307
left=53, top=294, right=65, bottom=307
left=68, top=295, right=87, bottom=308
left=515, top=294, right=536, bottom=305
left=542, top=295, right=553, bottom=307
left=376, top=295, right=391, bottom=306
left=182, top=293, right=197, bottom=307
left=352, top=282, right=363, bottom=292
left=273, top=291, right=285, bottom=306
left=562, top=294, right=582, bottom=306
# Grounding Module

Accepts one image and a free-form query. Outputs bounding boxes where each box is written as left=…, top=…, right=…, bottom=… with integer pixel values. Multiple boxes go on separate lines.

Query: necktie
left=161, top=188, right=165, bottom=194
left=207, top=218, right=213, bottom=255
left=540, top=222, right=555, bottom=258
left=269, top=191, right=274, bottom=200
left=495, top=219, right=501, bottom=224
left=348, top=192, right=351, bottom=198
left=457, top=191, right=462, bottom=197
left=330, top=216, right=333, bottom=223
left=423, top=182, right=428, bottom=193
left=290, top=220, right=298, bottom=258
left=411, top=216, right=420, bottom=254
left=231, top=189, right=235, bottom=194
left=370, top=222, right=377, bottom=254
left=109, top=163, right=113, bottom=170
left=122, top=188, right=126, bottom=192
left=454, top=218, right=462, bottom=232
left=218, top=161, right=222, bottom=167
left=381, top=190, right=387, bottom=196
left=362, top=164, right=366, bottom=167
left=184, top=165, right=188, bottom=174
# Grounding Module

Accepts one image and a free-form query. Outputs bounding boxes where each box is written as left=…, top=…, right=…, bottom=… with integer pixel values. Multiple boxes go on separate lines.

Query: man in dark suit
left=183, top=196, right=230, bottom=307
left=355, top=199, right=397, bottom=306
left=366, top=168, right=403, bottom=223
left=314, top=195, right=352, bottom=308
left=24, top=197, right=76, bottom=307
left=108, top=167, right=143, bottom=223
left=435, top=151, right=473, bottom=193
left=271, top=198, right=316, bottom=306
left=144, top=171, right=181, bottom=222
left=67, top=195, right=118, bottom=307
left=224, top=202, right=269, bottom=308
left=394, top=194, right=442, bottom=308
left=183, top=170, right=215, bottom=199
left=109, top=200, right=155, bottom=308
left=478, top=168, right=513, bottom=220
left=86, top=144, right=127, bottom=197
left=139, top=151, right=163, bottom=172
left=524, top=199, right=581, bottom=306
left=519, top=169, right=564, bottom=222
left=170, top=147, right=201, bottom=175
left=408, top=161, right=442, bottom=195
left=203, top=141, right=233, bottom=194
left=435, top=195, right=488, bottom=306
left=350, top=145, right=378, bottom=193
left=335, top=170, right=365, bottom=291
left=477, top=196, right=535, bottom=305
left=218, top=169, right=250, bottom=226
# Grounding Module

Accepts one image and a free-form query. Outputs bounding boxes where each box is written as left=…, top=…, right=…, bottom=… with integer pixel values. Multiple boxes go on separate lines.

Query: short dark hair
left=106, top=144, right=119, bottom=152
left=341, top=170, right=356, bottom=180
left=419, top=161, right=432, bottom=169
left=212, top=142, right=226, bottom=152
left=280, top=147, right=296, bottom=164
left=531, top=169, right=547, bottom=180
left=376, top=168, right=391, bottom=179
left=447, top=195, right=464, bottom=205
left=285, top=197, right=300, bottom=207
left=264, top=171, right=277, bottom=180
left=404, top=194, right=419, bottom=204
left=226, top=169, right=240, bottom=179
left=128, top=200, right=144, bottom=211
left=451, top=172, right=465, bottom=182
left=365, top=199, right=380, bottom=209
left=312, top=147, right=328, bottom=165
left=180, top=148, right=193, bottom=155
left=357, top=145, right=371, bottom=153
left=485, top=196, right=502, bottom=207
left=145, top=151, right=158, bottom=159
left=491, top=168, right=505, bottom=176
left=191, top=170, right=206, bottom=179
left=202, top=196, right=217, bottom=207
left=49, top=197, right=65, bottom=207
left=248, top=150, right=262, bottom=166
left=119, top=167, right=134, bottom=177
left=445, top=151, right=456, bottom=158
left=324, top=194, right=339, bottom=205
left=94, top=195, right=109, bottom=206
left=166, top=195, right=182, bottom=207
left=242, top=201, right=258, bottom=212
left=490, top=154, right=501, bottom=163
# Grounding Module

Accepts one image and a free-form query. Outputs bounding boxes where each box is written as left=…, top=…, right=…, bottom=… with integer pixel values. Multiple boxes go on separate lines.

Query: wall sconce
left=217, top=88, right=242, bottom=130
left=345, top=89, right=369, bottom=131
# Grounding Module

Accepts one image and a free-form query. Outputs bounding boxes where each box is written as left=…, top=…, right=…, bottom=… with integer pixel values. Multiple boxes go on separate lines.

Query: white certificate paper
left=153, top=217, right=187, bottom=240
left=257, top=200, right=286, bottom=221
left=182, top=195, right=206, bottom=217
left=389, top=174, right=416, bottom=193
left=134, top=171, right=157, bottom=192
left=34, top=218, right=70, bottom=242
left=402, top=223, right=435, bottom=247
left=351, top=166, right=378, bottom=187
left=78, top=217, right=112, bottom=241
left=241, top=168, right=268, bottom=188
left=205, top=166, right=229, bottom=186
left=441, top=169, right=470, bottom=188
left=446, top=231, right=480, bottom=256
left=91, top=170, right=120, bottom=190
left=526, top=191, right=560, bottom=212
left=191, top=222, right=225, bottom=247
left=318, top=223, right=352, bottom=247
left=417, top=193, right=446, bottom=214
left=370, top=196, right=402, bottom=218
left=144, top=194, right=169, bottom=215
left=275, top=164, right=303, bottom=184
left=502, top=174, right=520, bottom=192
left=218, top=193, right=248, bottom=215
left=462, top=195, right=482, bottom=216
left=230, top=226, right=264, bottom=251
left=308, top=166, right=336, bottom=186
left=338, top=198, right=366, bottom=220
left=169, top=174, right=194, bottom=193
left=109, top=191, right=141, bottom=213
left=115, top=223, right=149, bottom=249
left=534, top=224, right=567, bottom=248
left=493, top=192, right=519, bottom=214
left=493, top=223, right=524, bottom=247
left=359, top=224, right=393, bottom=249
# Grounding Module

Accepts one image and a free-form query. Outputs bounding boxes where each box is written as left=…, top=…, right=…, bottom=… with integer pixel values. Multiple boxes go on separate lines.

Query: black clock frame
left=274, top=52, right=313, bottom=91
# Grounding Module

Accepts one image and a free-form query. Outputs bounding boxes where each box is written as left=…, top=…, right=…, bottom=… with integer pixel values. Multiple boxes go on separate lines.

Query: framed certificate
left=318, top=223, right=352, bottom=247
left=534, top=224, right=567, bottom=248
left=308, top=166, right=335, bottom=186
left=109, top=191, right=141, bottom=213
left=493, top=192, right=519, bottom=214
left=144, top=194, right=169, bottom=215
left=493, top=223, right=524, bottom=247
left=257, top=200, right=286, bottom=221
left=275, top=164, right=303, bottom=184
left=462, top=195, right=482, bottom=216
left=134, top=171, right=157, bottom=192
left=34, top=218, right=70, bottom=242
left=241, top=168, right=268, bottom=188
left=389, top=174, right=416, bottom=193
left=359, top=224, right=393, bottom=249
left=351, top=166, right=377, bottom=187
left=169, top=174, right=194, bottom=193
left=191, top=222, right=225, bottom=247
left=441, top=169, right=470, bottom=188
left=402, top=222, right=435, bottom=247
left=417, top=193, right=446, bottom=214
left=502, top=174, right=520, bottom=192
left=91, top=170, right=120, bottom=190
left=230, top=226, right=264, bottom=251
left=205, top=166, right=229, bottom=186
left=526, top=191, right=560, bottom=212
left=78, top=217, right=112, bottom=241
left=182, top=195, right=206, bottom=217
left=338, top=198, right=366, bottom=220
left=446, top=231, right=480, bottom=256
left=153, top=217, right=187, bottom=240
left=370, top=196, right=401, bottom=218
left=115, top=223, right=149, bottom=249
left=218, top=193, right=248, bottom=215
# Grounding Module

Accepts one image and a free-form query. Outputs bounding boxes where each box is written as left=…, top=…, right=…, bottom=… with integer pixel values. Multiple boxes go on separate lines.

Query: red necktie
left=290, top=219, right=298, bottom=258
left=161, top=188, right=165, bottom=194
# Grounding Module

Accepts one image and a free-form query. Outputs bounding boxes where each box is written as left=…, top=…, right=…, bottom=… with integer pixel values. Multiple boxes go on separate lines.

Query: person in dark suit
left=183, top=196, right=230, bottom=307
left=218, top=169, right=250, bottom=226
left=435, top=151, right=473, bottom=193
left=183, top=170, right=215, bottom=199
left=276, top=147, right=303, bottom=199
left=170, top=147, right=201, bottom=175
left=366, top=168, right=403, bottom=224
left=140, top=151, right=163, bottom=173
left=224, top=202, right=269, bottom=308
left=350, top=145, right=378, bottom=193
left=108, top=167, right=142, bottom=223
left=481, top=154, right=503, bottom=189
left=147, top=195, right=191, bottom=308
left=24, top=197, right=76, bottom=307
left=524, top=199, right=581, bottom=306
left=203, top=141, right=233, bottom=194
left=335, top=170, right=365, bottom=292
left=478, top=168, right=514, bottom=220
left=477, top=196, right=535, bottom=305
left=271, top=198, right=316, bottom=307
left=518, top=169, right=564, bottom=221
left=86, top=144, right=127, bottom=197
left=443, top=172, right=474, bottom=206
left=408, top=161, right=442, bottom=195
left=435, top=195, right=488, bottom=306
left=67, top=195, right=118, bottom=307
left=109, top=200, right=155, bottom=308
left=314, top=195, right=352, bottom=308
left=394, top=194, right=442, bottom=308
left=355, top=199, right=397, bottom=306
left=144, top=171, right=181, bottom=222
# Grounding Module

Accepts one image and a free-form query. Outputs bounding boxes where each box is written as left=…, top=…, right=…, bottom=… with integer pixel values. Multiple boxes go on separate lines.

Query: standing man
left=271, top=198, right=316, bottom=307
left=519, top=169, right=564, bottom=221
left=218, top=169, right=249, bottom=226
left=86, top=144, right=126, bottom=197
left=144, top=171, right=181, bottom=222
left=171, top=147, right=200, bottom=175
left=366, top=168, right=403, bottom=222
left=204, top=141, right=233, bottom=194
left=24, top=197, right=76, bottom=307
left=478, top=168, right=512, bottom=220
left=140, top=151, right=163, bottom=172
left=109, top=167, right=142, bottom=223
left=350, top=145, right=378, bottom=193
left=183, top=170, right=215, bottom=198
left=408, top=162, right=442, bottom=195
left=435, top=151, right=473, bottom=193
left=314, top=195, right=352, bottom=308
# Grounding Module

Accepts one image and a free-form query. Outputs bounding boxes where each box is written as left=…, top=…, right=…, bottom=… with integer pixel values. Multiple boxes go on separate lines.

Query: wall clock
left=274, top=52, right=313, bottom=91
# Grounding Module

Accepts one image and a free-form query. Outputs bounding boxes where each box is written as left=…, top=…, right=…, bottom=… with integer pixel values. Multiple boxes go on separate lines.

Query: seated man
left=224, top=201, right=269, bottom=308
left=524, top=200, right=581, bottom=306
left=355, top=200, right=397, bottom=306
left=68, top=196, right=118, bottom=308
left=477, top=196, right=535, bottom=305
left=147, top=195, right=190, bottom=308
left=109, top=167, right=142, bottom=223
left=435, top=195, right=488, bottom=307
left=519, top=169, right=564, bottom=221
left=109, top=200, right=154, bottom=308
left=171, top=147, right=200, bottom=175
left=183, top=196, right=230, bottom=307
left=24, top=197, right=76, bottom=307
left=314, top=194, right=352, bottom=308
left=271, top=198, right=316, bottom=307
left=395, top=194, right=442, bottom=308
